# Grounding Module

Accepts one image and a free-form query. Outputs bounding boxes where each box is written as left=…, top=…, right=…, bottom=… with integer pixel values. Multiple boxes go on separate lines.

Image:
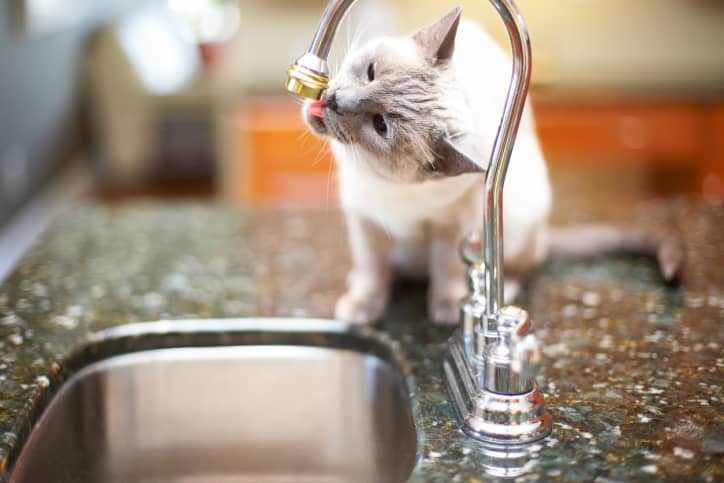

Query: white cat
left=303, top=6, right=682, bottom=325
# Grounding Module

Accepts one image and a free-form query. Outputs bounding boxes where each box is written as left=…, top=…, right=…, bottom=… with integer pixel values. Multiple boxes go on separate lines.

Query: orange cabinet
left=227, top=99, right=724, bottom=205
left=228, top=100, right=335, bottom=206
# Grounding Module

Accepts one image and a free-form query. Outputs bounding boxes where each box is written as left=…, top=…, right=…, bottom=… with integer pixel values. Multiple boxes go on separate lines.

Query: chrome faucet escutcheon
left=286, top=0, right=552, bottom=446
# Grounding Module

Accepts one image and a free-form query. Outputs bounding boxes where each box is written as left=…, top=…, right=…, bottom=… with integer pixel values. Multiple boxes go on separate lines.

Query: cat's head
left=303, top=5, right=483, bottom=183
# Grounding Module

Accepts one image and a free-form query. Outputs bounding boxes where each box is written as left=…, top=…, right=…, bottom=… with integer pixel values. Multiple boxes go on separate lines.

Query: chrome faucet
left=286, top=0, right=551, bottom=445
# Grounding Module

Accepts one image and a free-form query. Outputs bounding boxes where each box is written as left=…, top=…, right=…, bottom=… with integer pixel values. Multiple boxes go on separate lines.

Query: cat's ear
left=429, top=134, right=486, bottom=178
left=412, top=5, right=463, bottom=65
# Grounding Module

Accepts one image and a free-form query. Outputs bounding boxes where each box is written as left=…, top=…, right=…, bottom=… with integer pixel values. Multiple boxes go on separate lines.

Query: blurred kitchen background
left=1, top=0, right=723, bottom=279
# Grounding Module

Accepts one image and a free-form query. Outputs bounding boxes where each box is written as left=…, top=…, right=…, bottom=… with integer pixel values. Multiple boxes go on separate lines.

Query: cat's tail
left=547, top=224, right=685, bottom=281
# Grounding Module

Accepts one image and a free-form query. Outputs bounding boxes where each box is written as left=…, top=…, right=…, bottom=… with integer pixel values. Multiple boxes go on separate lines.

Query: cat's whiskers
left=350, top=23, right=369, bottom=52
left=350, top=144, right=366, bottom=170
left=342, top=21, right=352, bottom=71
left=324, top=145, right=335, bottom=210
left=333, top=121, right=352, bottom=144
left=311, top=141, right=331, bottom=167
left=296, top=129, right=312, bottom=144
left=378, top=218, right=393, bottom=240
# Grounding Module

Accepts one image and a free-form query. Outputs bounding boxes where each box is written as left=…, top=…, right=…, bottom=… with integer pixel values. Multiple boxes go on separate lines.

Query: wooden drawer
left=533, top=103, right=701, bottom=164
left=227, top=99, right=724, bottom=204
left=230, top=100, right=335, bottom=205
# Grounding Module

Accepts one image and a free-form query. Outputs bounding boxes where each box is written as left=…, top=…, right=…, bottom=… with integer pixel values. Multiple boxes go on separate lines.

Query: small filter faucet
left=286, top=0, right=551, bottom=445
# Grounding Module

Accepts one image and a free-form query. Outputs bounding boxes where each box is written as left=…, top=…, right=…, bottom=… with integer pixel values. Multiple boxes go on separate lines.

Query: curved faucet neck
left=309, top=0, right=357, bottom=60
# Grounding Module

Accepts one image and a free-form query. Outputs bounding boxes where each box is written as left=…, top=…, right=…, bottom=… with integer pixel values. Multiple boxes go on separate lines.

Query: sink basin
left=10, top=319, right=418, bottom=483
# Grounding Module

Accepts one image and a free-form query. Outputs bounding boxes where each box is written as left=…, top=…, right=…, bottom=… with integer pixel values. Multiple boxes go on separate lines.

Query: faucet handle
left=483, top=306, right=542, bottom=395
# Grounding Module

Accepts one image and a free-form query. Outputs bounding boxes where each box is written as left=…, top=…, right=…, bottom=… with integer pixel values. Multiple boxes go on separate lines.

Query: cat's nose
left=324, top=91, right=339, bottom=113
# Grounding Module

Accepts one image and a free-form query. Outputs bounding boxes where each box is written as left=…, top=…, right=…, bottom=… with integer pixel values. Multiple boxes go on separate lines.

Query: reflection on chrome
left=477, top=443, right=539, bottom=478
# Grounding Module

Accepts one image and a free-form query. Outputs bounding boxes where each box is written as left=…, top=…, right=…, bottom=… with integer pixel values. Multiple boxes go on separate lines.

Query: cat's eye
left=372, top=114, right=387, bottom=136
left=367, top=63, right=375, bottom=81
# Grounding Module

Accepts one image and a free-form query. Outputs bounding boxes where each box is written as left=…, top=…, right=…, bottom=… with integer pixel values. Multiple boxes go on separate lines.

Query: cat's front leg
left=428, top=222, right=468, bottom=325
left=336, top=213, right=392, bottom=324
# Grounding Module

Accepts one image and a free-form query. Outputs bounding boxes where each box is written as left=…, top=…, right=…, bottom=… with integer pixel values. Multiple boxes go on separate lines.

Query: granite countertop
left=0, top=199, right=722, bottom=482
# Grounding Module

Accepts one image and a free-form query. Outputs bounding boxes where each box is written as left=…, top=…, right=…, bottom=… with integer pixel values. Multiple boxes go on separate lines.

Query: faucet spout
left=481, top=1, right=531, bottom=318
left=285, top=0, right=356, bottom=99
left=308, top=0, right=357, bottom=60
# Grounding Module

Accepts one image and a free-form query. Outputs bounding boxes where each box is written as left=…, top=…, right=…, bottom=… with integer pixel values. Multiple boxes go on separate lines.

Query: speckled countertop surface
left=0, top=199, right=722, bottom=482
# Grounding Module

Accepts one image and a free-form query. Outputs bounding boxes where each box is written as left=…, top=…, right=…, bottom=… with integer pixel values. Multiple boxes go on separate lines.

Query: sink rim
left=71, top=317, right=407, bottom=371
left=87, top=317, right=356, bottom=342
left=7, top=317, right=423, bottom=481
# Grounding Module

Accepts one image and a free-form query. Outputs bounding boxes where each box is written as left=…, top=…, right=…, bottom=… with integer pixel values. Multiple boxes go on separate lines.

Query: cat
left=302, top=5, right=684, bottom=325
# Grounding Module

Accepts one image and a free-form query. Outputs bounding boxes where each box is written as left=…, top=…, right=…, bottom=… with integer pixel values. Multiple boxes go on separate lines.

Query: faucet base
left=443, top=330, right=552, bottom=446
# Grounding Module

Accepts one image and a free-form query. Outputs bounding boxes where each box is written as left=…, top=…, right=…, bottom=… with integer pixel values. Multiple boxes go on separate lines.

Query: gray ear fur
left=412, top=5, right=463, bottom=65
left=429, top=134, right=486, bottom=178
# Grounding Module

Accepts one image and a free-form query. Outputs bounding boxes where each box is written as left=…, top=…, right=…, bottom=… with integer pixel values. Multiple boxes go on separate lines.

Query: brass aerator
left=286, top=56, right=329, bottom=100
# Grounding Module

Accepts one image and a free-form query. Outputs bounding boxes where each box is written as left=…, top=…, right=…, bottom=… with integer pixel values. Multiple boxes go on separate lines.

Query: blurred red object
left=197, top=42, right=223, bottom=71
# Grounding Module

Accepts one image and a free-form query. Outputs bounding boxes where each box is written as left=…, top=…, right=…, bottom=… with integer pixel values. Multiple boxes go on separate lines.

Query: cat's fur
left=303, top=6, right=683, bottom=325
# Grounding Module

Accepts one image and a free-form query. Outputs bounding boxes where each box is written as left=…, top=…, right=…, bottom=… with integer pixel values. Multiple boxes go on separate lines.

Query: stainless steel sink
left=10, top=319, right=418, bottom=483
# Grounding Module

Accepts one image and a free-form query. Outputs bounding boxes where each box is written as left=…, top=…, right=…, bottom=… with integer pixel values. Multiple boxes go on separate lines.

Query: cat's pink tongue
left=308, top=99, right=325, bottom=118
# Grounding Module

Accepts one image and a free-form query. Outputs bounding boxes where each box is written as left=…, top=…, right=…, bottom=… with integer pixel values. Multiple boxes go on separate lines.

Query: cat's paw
left=429, top=296, right=461, bottom=326
left=504, top=279, right=521, bottom=304
left=335, top=290, right=387, bottom=325
left=428, top=279, right=466, bottom=325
